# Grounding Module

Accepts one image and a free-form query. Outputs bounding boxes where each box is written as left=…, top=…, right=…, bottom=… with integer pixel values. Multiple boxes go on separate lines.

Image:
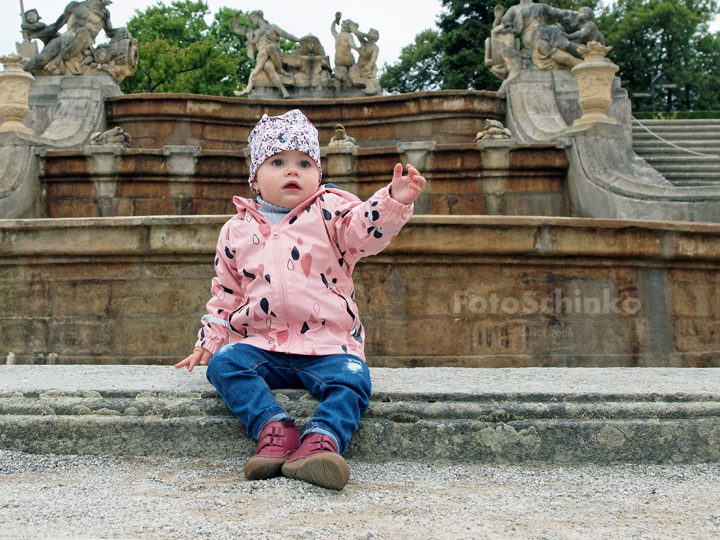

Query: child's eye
left=271, top=159, right=284, bottom=166
left=299, top=160, right=311, bottom=168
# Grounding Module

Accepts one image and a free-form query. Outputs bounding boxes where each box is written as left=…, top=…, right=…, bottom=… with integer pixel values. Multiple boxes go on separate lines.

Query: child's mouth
left=283, top=182, right=301, bottom=191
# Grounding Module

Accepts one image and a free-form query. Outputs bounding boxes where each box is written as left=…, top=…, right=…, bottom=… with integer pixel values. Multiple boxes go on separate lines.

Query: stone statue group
left=13, top=0, right=605, bottom=94
left=232, top=10, right=381, bottom=98
left=18, top=0, right=138, bottom=83
left=485, top=0, right=606, bottom=79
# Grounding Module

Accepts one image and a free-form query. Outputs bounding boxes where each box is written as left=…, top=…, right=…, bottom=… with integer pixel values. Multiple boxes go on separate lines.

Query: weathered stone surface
left=1, top=365, right=718, bottom=463
left=104, top=91, right=505, bottom=150
left=39, top=144, right=568, bottom=218
left=2, top=215, right=720, bottom=367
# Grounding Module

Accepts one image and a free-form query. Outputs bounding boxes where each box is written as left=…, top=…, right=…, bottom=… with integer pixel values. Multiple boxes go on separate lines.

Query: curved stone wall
left=105, top=90, right=506, bottom=150
left=38, top=143, right=569, bottom=218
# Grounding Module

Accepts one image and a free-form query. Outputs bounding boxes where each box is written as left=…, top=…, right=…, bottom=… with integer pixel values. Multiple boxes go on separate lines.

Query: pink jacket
left=196, top=184, right=413, bottom=361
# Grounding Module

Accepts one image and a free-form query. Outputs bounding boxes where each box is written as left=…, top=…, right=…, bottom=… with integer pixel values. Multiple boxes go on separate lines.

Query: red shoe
left=281, top=433, right=350, bottom=490
left=243, top=419, right=300, bottom=481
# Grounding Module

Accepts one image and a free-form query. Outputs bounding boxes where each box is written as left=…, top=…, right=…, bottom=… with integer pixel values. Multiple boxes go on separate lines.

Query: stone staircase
left=631, top=118, right=720, bottom=186
left=2, top=365, right=720, bottom=465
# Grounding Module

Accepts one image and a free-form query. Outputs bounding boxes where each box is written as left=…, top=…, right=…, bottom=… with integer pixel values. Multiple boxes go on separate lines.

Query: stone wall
left=39, top=144, right=569, bottom=218
left=2, top=215, right=719, bottom=367
left=104, top=90, right=506, bottom=150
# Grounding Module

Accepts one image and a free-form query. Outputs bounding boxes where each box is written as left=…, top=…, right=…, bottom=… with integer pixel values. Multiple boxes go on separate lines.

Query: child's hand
left=390, top=163, right=426, bottom=205
left=175, top=347, right=212, bottom=372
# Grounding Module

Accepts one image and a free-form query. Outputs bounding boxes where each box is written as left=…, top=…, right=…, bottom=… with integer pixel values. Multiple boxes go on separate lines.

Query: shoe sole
left=281, top=453, right=350, bottom=490
left=243, top=455, right=286, bottom=481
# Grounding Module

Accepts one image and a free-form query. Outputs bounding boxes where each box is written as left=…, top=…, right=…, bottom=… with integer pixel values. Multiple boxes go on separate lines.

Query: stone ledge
left=1, top=366, right=718, bottom=464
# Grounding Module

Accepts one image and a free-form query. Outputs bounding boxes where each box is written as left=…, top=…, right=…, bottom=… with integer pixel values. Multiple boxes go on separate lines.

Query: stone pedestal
left=0, top=54, right=35, bottom=134
left=476, top=138, right=518, bottom=215
left=321, top=145, right=358, bottom=194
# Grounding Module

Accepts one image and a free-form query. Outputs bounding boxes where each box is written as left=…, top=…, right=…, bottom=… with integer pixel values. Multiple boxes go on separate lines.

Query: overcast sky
left=0, top=0, right=444, bottom=70
left=1, top=0, right=718, bottom=76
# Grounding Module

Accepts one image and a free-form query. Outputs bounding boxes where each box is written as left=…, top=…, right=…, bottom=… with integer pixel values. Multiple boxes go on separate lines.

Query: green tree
left=692, top=31, right=720, bottom=110
left=597, top=0, right=720, bottom=113
left=381, top=0, right=599, bottom=93
left=380, top=29, right=444, bottom=93
left=121, top=1, right=254, bottom=96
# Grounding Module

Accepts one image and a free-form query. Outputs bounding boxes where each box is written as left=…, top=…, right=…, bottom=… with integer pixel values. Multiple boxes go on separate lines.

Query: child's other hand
left=175, top=347, right=212, bottom=372
left=390, top=163, right=426, bottom=204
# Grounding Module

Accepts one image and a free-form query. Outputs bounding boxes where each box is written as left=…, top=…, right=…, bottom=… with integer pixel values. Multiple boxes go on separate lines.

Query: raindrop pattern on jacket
left=196, top=185, right=413, bottom=360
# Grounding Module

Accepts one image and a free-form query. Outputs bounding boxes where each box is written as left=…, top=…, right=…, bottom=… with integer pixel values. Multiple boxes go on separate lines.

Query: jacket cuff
left=195, top=330, right=223, bottom=356
left=373, top=184, right=414, bottom=224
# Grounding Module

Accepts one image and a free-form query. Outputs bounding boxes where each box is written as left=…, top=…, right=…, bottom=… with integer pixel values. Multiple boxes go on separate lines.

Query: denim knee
left=345, top=357, right=372, bottom=411
left=205, top=343, right=238, bottom=385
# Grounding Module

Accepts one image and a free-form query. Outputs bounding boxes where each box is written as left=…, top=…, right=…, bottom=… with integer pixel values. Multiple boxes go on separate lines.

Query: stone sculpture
left=20, top=0, right=138, bottom=83
left=349, top=26, right=381, bottom=95
left=328, top=124, right=357, bottom=147
left=232, top=9, right=379, bottom=98
left=88, top=126, right=132, bottom=147
left=474, top=119, right=513, bottom=141
left=233, top=10, right=303, bottom=98
left=330, top=12, right=359, bottom=82
left=331, top=13, right=381, bottom=96
left=485, top=0, right=606, bottom=79
left=282, top=35, right=333, bottom=91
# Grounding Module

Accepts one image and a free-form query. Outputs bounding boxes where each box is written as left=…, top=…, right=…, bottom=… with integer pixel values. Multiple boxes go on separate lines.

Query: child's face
left=252, top=150, right=320, bottom=208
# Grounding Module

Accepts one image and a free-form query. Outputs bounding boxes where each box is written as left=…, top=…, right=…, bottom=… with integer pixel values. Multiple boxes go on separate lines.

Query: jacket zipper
left=271, top=223, right=294, bottom=351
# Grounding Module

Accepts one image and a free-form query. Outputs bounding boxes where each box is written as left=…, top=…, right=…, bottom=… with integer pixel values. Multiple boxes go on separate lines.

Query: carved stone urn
left=0, top=53, right=35, bottom=134
left=571, top=41, right=619, bottom=125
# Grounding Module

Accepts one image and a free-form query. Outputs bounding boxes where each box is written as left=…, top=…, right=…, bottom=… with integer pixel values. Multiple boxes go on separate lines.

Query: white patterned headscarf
left=247, top=109, right=322, bottom=187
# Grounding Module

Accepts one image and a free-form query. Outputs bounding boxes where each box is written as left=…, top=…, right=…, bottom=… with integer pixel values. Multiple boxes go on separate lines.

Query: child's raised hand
left=175, top=347, right=212, bottom=372
left=390, top=163, right=426, bottom=205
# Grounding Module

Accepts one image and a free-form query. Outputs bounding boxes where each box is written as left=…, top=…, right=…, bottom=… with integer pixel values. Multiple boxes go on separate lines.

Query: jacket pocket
left=326, top=284, right=361, bottom=341
left=227, top=296, right=251, bottom=339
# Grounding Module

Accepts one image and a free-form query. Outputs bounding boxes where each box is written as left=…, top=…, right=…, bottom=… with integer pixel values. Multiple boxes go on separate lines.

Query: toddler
left=176, top=109, right=425, bottom=490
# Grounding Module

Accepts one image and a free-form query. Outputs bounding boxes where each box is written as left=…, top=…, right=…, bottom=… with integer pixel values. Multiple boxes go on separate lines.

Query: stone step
left=633, top=130, right=720, bottom=146
left=643, top=155, right=720, bottom=164
left=631, top=119, right=720, bottom=185
left=1, top=366, right=719, bottom=464
left=655, top=176, right=720, bottom=186
left=644, top=163, right=720, bottom=174
left=632, top=119, right=720, bottom=128
left=632, top=125, right=720, bottom=133
left=632, top=140, right=720, bottom=151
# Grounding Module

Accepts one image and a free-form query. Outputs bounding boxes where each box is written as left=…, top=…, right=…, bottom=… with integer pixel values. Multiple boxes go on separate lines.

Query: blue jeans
left=206, top=343, right=371, bottom=454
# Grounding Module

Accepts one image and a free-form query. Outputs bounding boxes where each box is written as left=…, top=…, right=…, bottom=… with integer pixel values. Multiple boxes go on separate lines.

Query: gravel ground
left=1, top=450, right=719, bottom=540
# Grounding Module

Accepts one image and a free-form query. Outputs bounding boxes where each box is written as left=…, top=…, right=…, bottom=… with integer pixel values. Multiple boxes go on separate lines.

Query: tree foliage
left=380, top=29, right=444, bottom=93
left=598, top=0, right=720, bottom=112
left=121, top=1, right=254, bottom=96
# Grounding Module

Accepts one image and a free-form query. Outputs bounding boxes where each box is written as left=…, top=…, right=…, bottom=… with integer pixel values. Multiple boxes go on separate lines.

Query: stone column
left=0, top=54, right=35, bottom=134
